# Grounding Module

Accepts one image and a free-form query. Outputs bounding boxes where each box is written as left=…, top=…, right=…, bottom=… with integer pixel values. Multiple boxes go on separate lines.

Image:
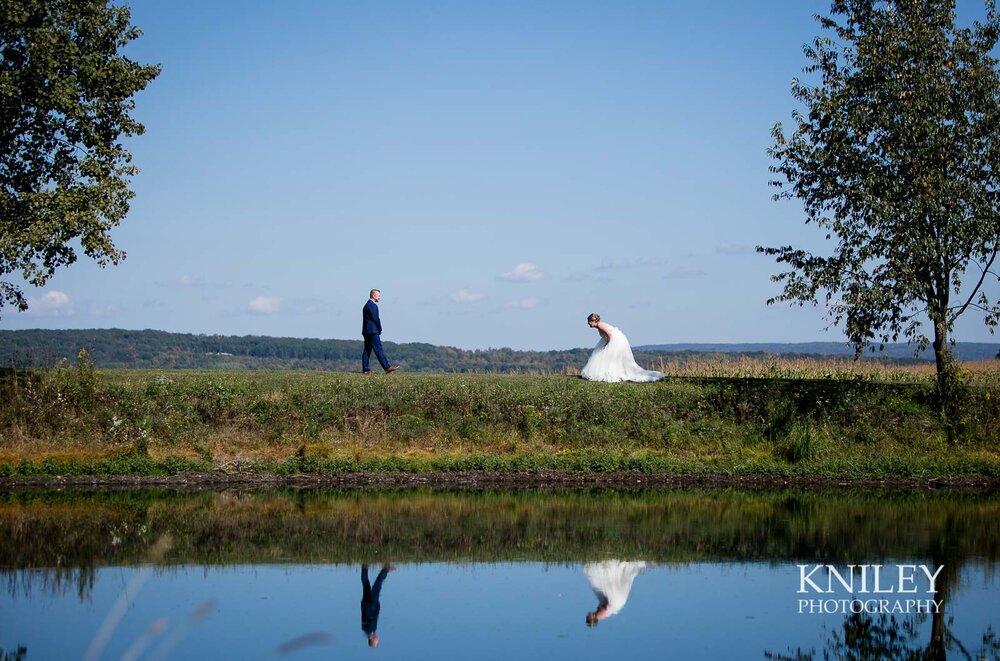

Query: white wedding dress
left=580, top=325, right=664, bottom=383
left=583, top=560, right=648, bottom=618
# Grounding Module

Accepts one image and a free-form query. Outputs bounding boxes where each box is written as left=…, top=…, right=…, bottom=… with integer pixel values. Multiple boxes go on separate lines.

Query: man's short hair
left=370, top=289, right=380, bottom=298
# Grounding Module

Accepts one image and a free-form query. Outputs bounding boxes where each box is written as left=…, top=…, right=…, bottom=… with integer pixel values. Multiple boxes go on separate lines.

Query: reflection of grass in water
left=3, top=488, right=998, bottom=656
left=88, top=594, right=218, bottom=661
left=2, top=489, right=999, bottom=586
left=83, top=534, right=174, bottom=661
left=5, top=530, right=220, bottom=661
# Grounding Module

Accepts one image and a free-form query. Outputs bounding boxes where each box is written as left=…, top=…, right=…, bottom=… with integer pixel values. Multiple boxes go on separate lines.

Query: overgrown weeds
left=0, top=359, right=998, bottom=478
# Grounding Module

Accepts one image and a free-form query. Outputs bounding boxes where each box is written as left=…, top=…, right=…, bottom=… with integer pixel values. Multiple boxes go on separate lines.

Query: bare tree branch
left=953, top=247, right=999, bottom=320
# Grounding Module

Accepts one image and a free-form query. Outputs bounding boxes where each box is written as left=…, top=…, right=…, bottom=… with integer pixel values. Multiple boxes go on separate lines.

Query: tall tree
left=761, top=0, right=1000, bottom=401
left=0, top=0, right=159, bottom=317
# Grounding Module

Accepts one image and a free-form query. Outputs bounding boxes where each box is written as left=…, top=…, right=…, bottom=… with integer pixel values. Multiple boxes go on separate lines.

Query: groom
left=362, top=289, right=399, bottom=374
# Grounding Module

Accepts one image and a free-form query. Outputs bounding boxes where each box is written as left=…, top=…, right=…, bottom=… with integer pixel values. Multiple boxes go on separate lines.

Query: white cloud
left=161, top=275, right=235, bottom=289
left=595, top=257, right=667, bottom=271
left=451, top=289, right=484, bottom=304
left=247, top=296, right=281, bottom=314
left=26, top=290, right=74, bottom=316
left=159, top=274, right=203, bottom=288
left=664, top=268, right=707, bottom=280
left=596, top=258, right=629, bottom=271
left=501, top=262, right=543, bottom=282
left=717, top=242, right=754, bottom=255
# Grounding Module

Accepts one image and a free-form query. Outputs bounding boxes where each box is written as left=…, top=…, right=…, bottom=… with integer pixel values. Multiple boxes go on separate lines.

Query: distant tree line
left=0, top=329, right=598, bottom=373
left=0, top=329, right=966, bottom=374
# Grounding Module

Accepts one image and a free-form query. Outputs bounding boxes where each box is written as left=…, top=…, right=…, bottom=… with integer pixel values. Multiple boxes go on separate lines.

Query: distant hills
left=0, top=329, right=997, bottom=372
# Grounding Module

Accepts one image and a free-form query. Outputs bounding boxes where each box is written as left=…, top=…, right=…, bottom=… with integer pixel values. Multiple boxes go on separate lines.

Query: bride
left=580, top=313, right=664, bottom=383
left=583, top=560, right=648, bottom=625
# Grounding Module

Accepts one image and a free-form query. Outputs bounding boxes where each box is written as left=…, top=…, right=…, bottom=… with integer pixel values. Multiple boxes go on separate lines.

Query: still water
left=1, top=488, right=998, bottom=660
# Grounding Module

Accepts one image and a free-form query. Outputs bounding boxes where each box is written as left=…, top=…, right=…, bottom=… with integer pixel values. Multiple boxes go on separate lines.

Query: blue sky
left=3, top=0, right=999, bottom=350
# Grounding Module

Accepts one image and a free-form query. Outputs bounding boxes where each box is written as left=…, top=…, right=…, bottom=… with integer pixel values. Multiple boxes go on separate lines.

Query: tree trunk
left=932, top=317, right=949, bottom=401
left=932, top=315, right=963, bottom=443
left=925, top=559, right=950, bottom=661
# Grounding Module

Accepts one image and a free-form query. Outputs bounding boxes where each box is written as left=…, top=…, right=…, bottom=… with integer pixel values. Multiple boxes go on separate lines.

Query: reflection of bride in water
left=583, top=560, right=648, bottom=625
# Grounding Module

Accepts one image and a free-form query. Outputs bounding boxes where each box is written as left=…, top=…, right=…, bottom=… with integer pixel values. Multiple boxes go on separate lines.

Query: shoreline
left=2, top=470, right=998, bottom=491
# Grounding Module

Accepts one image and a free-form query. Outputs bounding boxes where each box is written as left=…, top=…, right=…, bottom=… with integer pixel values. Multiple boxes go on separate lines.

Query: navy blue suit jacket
left=362, top=299, right=382, bottom=336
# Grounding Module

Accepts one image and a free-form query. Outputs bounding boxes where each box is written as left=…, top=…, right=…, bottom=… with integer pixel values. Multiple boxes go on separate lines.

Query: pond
left=1, top=487, right=998, bottom=660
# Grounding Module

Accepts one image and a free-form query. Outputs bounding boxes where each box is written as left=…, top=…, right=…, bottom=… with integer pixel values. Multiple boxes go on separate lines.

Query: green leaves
left=762, top=0, right=1000, bottom=383
left=0, top=0, right=159, bottom=315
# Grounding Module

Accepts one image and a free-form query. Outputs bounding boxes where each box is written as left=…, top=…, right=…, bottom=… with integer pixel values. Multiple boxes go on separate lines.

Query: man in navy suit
left=360, top=564, right=394, bottom=647
left=362, top=289, right=399, bottom=374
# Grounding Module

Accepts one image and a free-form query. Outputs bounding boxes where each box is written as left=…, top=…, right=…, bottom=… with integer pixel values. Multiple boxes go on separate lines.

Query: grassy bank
left=1, top=358, right=998, bottom=480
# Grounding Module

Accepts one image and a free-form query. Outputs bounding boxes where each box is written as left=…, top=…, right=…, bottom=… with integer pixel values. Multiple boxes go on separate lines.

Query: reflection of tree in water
left=4, top=566, right=96, bottom=602
left=765, top=611, right=1000, bottom=660
left=0, top=647, right=27, bottom=661
left=770, top=508, right=1000, bottom=661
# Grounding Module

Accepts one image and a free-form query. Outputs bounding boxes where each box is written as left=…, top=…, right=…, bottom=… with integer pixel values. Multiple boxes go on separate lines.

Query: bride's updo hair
left=587, top=313, right=600, bottom=324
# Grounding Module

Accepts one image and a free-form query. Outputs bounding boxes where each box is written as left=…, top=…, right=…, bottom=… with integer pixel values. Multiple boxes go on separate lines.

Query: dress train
left=580, top=325, right=663, bottom=383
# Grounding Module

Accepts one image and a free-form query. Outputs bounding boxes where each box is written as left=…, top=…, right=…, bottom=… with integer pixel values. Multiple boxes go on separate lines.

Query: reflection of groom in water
left=361, top=564, right=393, bottom=647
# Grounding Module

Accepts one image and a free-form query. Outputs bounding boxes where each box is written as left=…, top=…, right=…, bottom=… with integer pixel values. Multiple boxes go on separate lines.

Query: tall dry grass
left=655, top=354, right=1000, bottom=386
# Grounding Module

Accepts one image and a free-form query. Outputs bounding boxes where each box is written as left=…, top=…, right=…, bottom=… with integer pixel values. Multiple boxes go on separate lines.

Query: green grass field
left=1, top=357, right=998, bottom=480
